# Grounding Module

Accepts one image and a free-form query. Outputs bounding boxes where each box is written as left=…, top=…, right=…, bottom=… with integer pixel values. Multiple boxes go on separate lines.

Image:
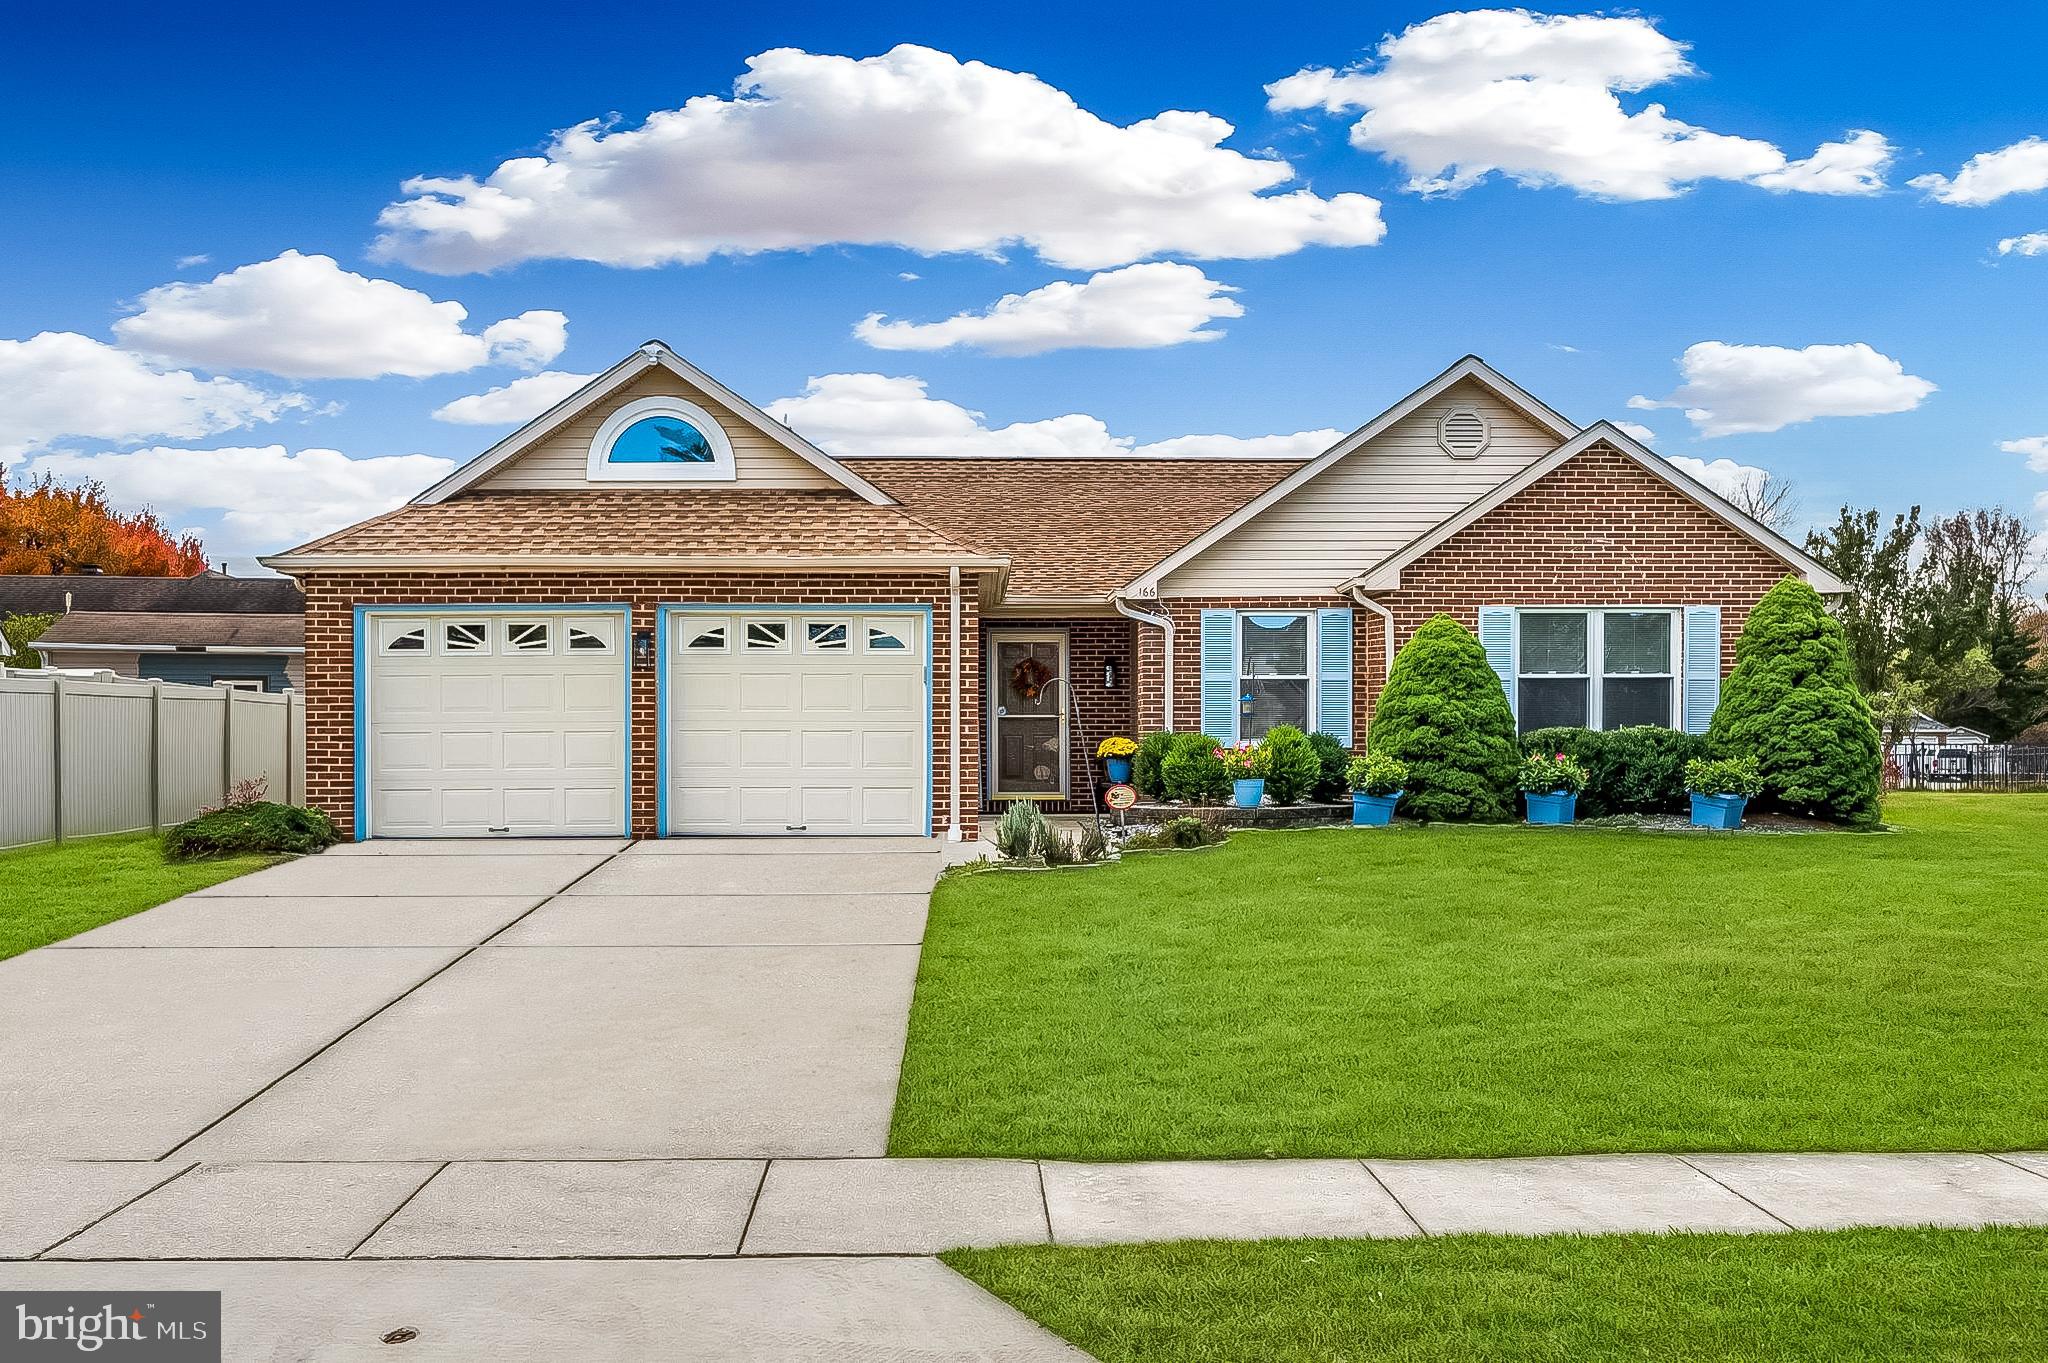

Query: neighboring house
left=263, top=342, right=1845, bottom=842
left=1, top=572, right=305, bottom=690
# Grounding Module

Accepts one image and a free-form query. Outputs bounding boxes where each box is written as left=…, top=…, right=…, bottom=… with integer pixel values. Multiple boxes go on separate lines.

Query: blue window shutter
left=1683, top=606, right=1722, bottom=733
left=1316, top=608, right=1353, bottom=745
left=1477, top=607, right=1515, bottom=722
left=1199, top=610, right=1237, bottom=740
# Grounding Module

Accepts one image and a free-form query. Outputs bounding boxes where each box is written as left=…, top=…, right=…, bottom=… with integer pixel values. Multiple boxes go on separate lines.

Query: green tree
left=1709, top=577, right=1883, bottom=826
left=1365, top=615, right=1517, bottom=821
left=1805, top=505, right=1919, bottom=694
left=1, top=611, right=57, bottom=669
left=1942, top=602, right=2048, bottom=741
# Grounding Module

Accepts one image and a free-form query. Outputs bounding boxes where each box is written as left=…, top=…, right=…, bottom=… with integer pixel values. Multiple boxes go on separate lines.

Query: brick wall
left=981, top=616, right=1136, bottom=814
left=1132, top=443, right=1805, bottom=744
left=299, top=570, right=984, bottom=840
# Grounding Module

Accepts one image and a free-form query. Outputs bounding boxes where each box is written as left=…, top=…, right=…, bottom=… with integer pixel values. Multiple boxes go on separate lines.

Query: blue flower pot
left=1352, top=790, right=1401, bottom=826
left=1105, top=756, right=1133, bottom=784
left=1233, top=777, right=1265, bottom=808
left=1690, top=792, right=1748, bottom=830
left=1524, top=790, right=1577, bottom=825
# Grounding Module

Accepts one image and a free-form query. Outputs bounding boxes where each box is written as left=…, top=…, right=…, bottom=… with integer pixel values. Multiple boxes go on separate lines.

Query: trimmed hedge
left=1307, top=732, right=1352, bottom=802
left=1519, top=726, right=1706, bottom=818
left=1159, top=732, right=1231, bottom=803
left=1133, top=731, right=1175, bottom=798
left=163, top=801, right=338, bottom=860
left=1260, top=725, right=1321, bottom=805
left=1366, top=615, right=1518, bottom=821
left=1709, top=577, right=1883, bottom=826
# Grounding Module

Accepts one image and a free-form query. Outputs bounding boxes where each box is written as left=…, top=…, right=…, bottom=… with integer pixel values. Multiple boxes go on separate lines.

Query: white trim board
left=1346, top=421, right=1849, bottom=595
left=413, top=341, right=894, bottom=507
left=1122, top=355, right=1578, bottom=598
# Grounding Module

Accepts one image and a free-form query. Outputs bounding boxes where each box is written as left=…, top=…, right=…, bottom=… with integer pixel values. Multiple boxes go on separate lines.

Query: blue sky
left=3, top=2, right=2044, bottom=573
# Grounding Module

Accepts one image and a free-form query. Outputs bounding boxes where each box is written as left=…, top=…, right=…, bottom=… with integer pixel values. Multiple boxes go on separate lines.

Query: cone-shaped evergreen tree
left=1366, top=614, right=1518, bottom=821
left=1708, top=576, right=1883, bottom=826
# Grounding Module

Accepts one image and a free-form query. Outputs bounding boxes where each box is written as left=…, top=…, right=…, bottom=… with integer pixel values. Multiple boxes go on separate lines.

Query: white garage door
left=365, top=610, right=628, bottom=837
left=666, top=610, right=927, bottom=835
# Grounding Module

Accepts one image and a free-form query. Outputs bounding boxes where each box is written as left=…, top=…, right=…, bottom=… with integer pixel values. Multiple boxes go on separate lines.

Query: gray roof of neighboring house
left=35, top=611, right=303, bottom=652
left=0, top=573, right=302, bottom=619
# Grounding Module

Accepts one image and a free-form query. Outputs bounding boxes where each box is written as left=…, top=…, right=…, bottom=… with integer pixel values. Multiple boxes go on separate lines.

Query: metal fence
left=1891, top=742, right=2048, bottom=791
left=0, top=671, right=306, bottom=850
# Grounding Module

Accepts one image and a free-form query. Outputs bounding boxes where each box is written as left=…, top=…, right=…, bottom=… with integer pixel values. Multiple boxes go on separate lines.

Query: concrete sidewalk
left=8, top=1151, right=2048, bottom=1261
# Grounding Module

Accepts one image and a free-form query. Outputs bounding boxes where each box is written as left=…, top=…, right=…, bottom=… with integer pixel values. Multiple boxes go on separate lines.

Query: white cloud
left=1997, top=231, right=2048, bottom=257
left=1910, top=137, right=2048, bottom=205
left=20, top=445, right=455, bottom=556
left=374, top=44, right=1386, bottom=273
left=113, top=251, right=566, bottom=379
left=766, top=372, right=1328, bottom=459
left=1614, top=420, right=1658, bottom=443
left=1668, top=455, right=1770, bottom=501
left=2001, top=435, right=2048, bottom=473
left=0, top=332, right=304, bottom=463
left=1629, top=342, right=1935, bottom=437
left=432, top=370, right=596, bottom=425
left=175, top=253, right=211, bottom=269
left=854, top=263, right=1243, bottom=355
left=897, top=272, right=921, bottom=282
left=1267, top=10, right=1885, bottom=201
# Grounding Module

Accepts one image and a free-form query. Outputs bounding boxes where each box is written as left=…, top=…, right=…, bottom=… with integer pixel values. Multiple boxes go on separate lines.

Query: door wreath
left=1009, top=655, right=1053, bottom=701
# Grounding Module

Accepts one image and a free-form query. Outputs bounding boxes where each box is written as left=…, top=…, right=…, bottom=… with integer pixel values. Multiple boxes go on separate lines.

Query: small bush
left=1216, top=740, right=1269, bottom=779
left=1709, top=577, right=1883, bottom=826
left=1519, top=726, right=1705, bottom=816
left=1077, top=821, right=1109, bottom=862
left=1366, top=615, right=1518, bottom=821
left=163, top=801, right=338, bottom=860
left=1038, top=824, right=1077, bottom=866
left=1132, top=731, right=1176, bottom=797
left=1346, top=752, right=1408, bottom=796
left=1260, top=725, right=1321, bottom=804
left=1517, top=751, right=1589, bottom=794
left=1160, top=732, right=1230, bottom=803
left=1686, top=755, right=1763, bottom=798
left=994, top=801, right=1050, bottom=859
left=1121, top=813, right=1227, bottom=852
left=1307, top=732, right=1351, bottom=801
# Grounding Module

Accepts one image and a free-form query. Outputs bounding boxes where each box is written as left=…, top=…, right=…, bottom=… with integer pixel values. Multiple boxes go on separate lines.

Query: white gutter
left=1112, top=596, right=1174, bottom=731
left=1349, top=587, right=1396, bottom=722
left=36, top=642, right=304, bottom=655
left=259, top=552, right=1011, bottom=574
left=948, top=565, right=962, bottom=843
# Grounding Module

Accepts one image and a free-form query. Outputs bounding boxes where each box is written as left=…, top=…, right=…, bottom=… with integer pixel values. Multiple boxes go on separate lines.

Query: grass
left=0, top=834, right=278, bottom=959
left=891, top=793, right=2048, bottom=1159
left=945, top=1228, right=2048, bottom=1363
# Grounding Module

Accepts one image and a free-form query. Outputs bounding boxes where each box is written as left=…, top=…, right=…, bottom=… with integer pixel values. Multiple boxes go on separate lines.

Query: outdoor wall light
left=1104, top=659, right=1119, bottom=689
left=632, top=628, right=654, bottom=669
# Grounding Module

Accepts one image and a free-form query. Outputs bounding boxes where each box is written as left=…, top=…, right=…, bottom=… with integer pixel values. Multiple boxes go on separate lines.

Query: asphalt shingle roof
left=35, top=611, right=303, bottom=650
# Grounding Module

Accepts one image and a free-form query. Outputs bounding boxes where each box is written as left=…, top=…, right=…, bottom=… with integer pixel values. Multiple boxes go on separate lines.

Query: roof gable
left=1125, top=356, right=1578, bottom=597
left=416, top=342, right=893, bottom=506
left=1348, top=421, right=1849, bottom=594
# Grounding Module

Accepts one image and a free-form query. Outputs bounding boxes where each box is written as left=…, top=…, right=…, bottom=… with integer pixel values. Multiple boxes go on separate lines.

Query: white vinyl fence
left=1, top=671, right=306, bottom=850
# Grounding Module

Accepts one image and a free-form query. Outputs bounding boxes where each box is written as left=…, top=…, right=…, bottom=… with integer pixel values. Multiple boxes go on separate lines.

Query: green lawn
left=891, top=793, right=2048, bottom=1159
left=946, top=1228, right=2048, bottom=1363
left=0, top=834, right=278, bottom=960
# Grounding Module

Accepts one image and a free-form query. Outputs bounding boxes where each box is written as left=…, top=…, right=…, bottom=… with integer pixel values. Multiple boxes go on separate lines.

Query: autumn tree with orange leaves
left=0, top=471, right=207, bottom=576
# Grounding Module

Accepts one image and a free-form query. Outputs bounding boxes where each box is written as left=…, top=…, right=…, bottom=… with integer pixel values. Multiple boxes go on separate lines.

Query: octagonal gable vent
left=1436, top=406, right=1491, bottom=459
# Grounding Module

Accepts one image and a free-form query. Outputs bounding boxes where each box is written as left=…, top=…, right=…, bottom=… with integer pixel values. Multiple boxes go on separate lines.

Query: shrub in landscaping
left=1132, top=731, right=1175, bottom=797
left=1038, top=824, right=1077, bottom=866
left=1686, top=755, right=1763, bottom=798
left=1708, top=577, right=1884, bottom=826
left=1346, top=752, right=1408, bottom=796
left=1260, top=725, right=1321, bottom=804
left=994, top=800, right=1050, bottom=859
left=1160, top=732, right=1231, bottom=803
left=1077, top=821, right=1109, bottom=862
left=1516, top=751, right=1589, bottom=794
left=1366, top=615, right=1518, bottom=821
left=163, top=801, right=338, bottom=860
left=1518, top=726, right=1706, bottom=817
left=1307, top=732, right=1351, bottom=802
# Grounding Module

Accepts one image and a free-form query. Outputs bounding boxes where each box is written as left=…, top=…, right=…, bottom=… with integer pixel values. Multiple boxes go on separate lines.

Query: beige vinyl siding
left=1160, top=381, right=1565, bottom=595
left=473, top=368, right=840, bottom=492
left=32, top=647, right=141, bottom=676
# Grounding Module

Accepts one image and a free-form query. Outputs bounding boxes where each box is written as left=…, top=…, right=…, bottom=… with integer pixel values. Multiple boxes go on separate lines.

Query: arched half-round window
left=586, top=395, right=737, bottom=482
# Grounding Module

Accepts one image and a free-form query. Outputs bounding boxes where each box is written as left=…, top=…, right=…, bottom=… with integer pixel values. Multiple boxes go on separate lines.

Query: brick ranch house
left=263, top=342, right=1846, bottom=842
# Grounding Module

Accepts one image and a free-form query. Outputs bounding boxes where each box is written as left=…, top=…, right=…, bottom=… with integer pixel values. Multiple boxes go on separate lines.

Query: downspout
left=948, top=565, right=962, bottom=841
left=1349, top=586, right=1396, bottom=740
left=1113, top=595, right=1174, bottom=731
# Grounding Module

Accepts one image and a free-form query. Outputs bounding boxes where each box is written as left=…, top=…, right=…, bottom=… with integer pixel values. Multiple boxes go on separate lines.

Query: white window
left=745, top=619, right=790, bottom=652
left=441, top=621, right=491, bottom=654
left=215, top=677, right=267, bottom=692
left=805, top=620, right=849, bottom=651
left=506, top=621, right=552, bottom=653
left=564, top=619, right=615, bottom=653
left=864, top=620, right=910, bottom=652
left=585, top=395, right=737, bottom=483
left=681, top=619, right=728, bottom=652
left=1516, top=609, right=1677, bottom=732
left=1238, top=612, right=1312, bottom=740
left=378, top=622, right=427, bottom=654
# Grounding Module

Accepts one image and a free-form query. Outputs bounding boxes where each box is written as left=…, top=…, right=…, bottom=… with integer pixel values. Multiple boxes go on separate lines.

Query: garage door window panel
left=745, top=619, right=790, bottom=652
left=506, top=621, right=552, bottom=653
left=681, top=619, right=728, bottom=653
left=441, top=621, right=492, bottom=655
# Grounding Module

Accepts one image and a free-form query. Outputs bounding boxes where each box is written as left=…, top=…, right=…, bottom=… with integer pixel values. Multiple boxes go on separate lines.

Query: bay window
left=1238, top=612, right=1312, bottom=739
left=1516, top=610, right=1676, bottom=732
